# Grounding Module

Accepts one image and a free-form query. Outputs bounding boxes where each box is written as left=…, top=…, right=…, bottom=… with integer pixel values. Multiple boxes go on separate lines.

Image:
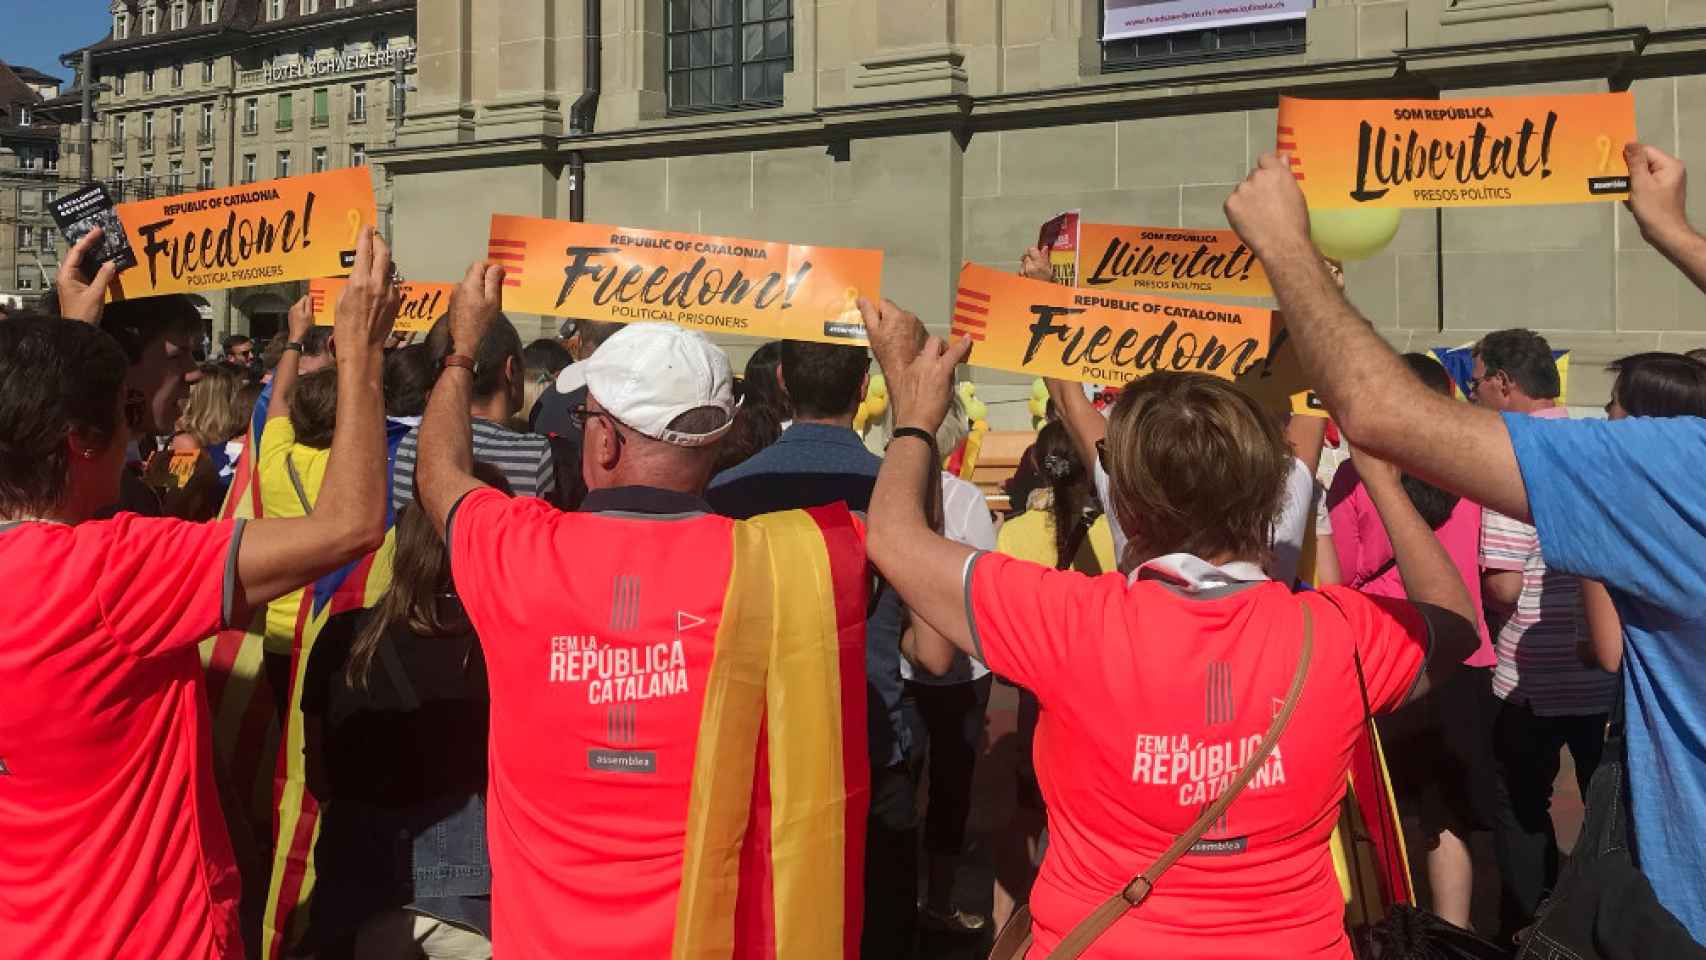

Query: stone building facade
left=377, top=1, right=1706, bottom=420
left=44, top=0, right=418, bottom=339
left=0, top=63, right=66, bottom=311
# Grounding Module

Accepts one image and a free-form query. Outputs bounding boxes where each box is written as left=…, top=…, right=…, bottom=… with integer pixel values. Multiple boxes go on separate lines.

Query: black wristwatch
left=282, top=340, right=305, bottom=354
left=886, top=426, right=936, bottom=451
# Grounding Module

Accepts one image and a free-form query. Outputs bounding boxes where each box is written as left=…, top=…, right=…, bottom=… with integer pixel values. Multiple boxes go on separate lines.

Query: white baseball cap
left=556, top=322, right=735, bottom=447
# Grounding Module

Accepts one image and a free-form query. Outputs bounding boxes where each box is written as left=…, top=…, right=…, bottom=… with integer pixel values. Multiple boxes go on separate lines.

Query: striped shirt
left=392, top=418, right=556, bottom=511
left=1479, top=410, right=1614, bottom=716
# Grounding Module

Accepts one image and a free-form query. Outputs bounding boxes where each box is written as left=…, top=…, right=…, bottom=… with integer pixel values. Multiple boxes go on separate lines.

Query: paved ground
left=911, top=683, right=1588, bottom=959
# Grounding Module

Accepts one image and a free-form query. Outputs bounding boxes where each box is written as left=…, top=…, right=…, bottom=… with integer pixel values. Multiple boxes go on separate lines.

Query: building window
left=170, top=106, right=184, bottom=146
left=243, top=97, right=258, bottom=134
left=312, top=146, right=328, bottom=173
left=1101, top=23, right=1306, bottom=71
left=276, top=92, right=293, bottom=131
left=268, top=0, right=284, bottom=21
left=203, top=59, right=215, bottom=83
left=18, top=272, right=34, bottom=292
left=311, top=88, right=329, bottom=127
left=276, top=150, right=291, bottom=177
left=337, top=0, right=354, bottom=8
left=200, top=104, right=214, bottom=139
left=143, top=65, right=155, bottom=92
left=18, top=226, right=31, bottom=249
left=350, top=83, right=366, bottom=120
left=114, top=12, right=128, bottom=39
left=202, top=0, right=217, bottom=23
left=113, top=165, right=126, bottom=198
left=372, top=31, right=388, bottom=50
left=171, top=2, right=188, bottom=29
left=242, top=153, right=256, bottom=183
left=200, top=157, right=214, bottom=188
left=169, top=160, right=183, bottom=190
left=666, top=0, right=792, bottom=113
left=350, top=142, right=366, bottom=166
left=142, top=111, right=154, bottom=144
left=144, top=6, right=158, bottom=34
left=141, top=162, right=154, bottom=196
left=304, top=0, right=319, bottom=12
left=18, top=107, right=29, bottom=126
left=172, top=63, right=184, bottom=87
left=114, top=114, right=126, bottom=145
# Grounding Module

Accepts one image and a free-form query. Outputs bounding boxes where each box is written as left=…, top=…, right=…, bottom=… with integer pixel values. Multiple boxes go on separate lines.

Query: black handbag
left=1515, top=688, right=1706, bottom=960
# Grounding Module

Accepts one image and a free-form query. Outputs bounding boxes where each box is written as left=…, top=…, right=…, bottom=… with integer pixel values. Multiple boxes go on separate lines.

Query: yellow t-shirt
left=257, top=417, right=332, bottom=653
left=995, top=507, right=1118, bottom=575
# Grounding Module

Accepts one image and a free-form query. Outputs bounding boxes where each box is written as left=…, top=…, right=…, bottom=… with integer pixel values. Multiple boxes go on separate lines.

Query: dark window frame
left=665, top=0, right=793, bottom=116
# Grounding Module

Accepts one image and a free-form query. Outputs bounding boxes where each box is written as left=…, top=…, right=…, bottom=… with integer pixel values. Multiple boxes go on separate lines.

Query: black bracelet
left=282, top=341, right=305, bottom=353
left=886, top=426, right=936, bottom=451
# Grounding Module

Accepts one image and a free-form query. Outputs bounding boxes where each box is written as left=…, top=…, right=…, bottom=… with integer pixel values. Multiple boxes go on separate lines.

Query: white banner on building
left=1102, top=0, right=1310, bottom=39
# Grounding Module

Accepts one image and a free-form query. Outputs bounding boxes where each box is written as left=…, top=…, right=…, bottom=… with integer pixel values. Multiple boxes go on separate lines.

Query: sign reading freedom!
left=309, top=276, right=454, bottom=333
left=489, top=216, right=882, bottom=345
left=1280, top=92, right=1635, bottom=208
left=952, top=263, right=1313, bottom=412
left=111, top=166, right=376, bottom=299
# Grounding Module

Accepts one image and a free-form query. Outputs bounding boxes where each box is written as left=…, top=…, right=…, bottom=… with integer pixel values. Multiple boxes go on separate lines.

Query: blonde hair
left=1103, top=372, right=1289, bottom=568
left=180, top=364, right=248, bottom=449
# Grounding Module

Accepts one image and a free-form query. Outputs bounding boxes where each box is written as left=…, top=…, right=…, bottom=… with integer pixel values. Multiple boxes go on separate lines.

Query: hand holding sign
left=1625, top=142, right=1692, bottom=248
left=54, top=227, right=121, bottom=325
left=448, top=261, right=507, bottom=359
left=1224, top=152, right=1314, bottom=266
left=333, top=227, right=402, bottom=360
left=1020, top=245, right=1053, bottom=284
left=859, top=297, right=973, bottom=435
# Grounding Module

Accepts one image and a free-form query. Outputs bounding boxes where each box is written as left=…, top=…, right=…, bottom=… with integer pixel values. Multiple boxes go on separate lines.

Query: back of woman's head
left=384, top=343, right=434, bottom=419
left=741, top=340, right=790, bottom=417
left=0, top=315, right=129, bottom=517
left=712, top=401, right=783, bottom=476
left=1034, top=420, right=1083, bottom=487
left=1034, top=420, right=1097, bottom=563
left=289, top=368, right=338, bottom=449
left=182, top=363, right=247, bottom=448
left=1610, top=352, right=1706, bottom=419
left=1104, top=372, right=1289, bottom=564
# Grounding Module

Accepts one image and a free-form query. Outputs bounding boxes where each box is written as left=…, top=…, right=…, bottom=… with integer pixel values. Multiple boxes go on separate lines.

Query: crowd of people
left=2, top=140, right=1706, bottom=960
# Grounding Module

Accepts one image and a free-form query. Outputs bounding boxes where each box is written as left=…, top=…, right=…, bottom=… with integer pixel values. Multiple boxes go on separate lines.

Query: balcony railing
left=168, top=131, right=185, bottom=149
left=241, top=121, right=258, bottom=135
left=348, top=107, right=367, bottom=123
left=198, top=128, right=215, bottom=146
left=276, top=119, right=293, bottom=132
left=111, top=137, right=127, bottom=156
left=310, top=115, right=329, bottom=129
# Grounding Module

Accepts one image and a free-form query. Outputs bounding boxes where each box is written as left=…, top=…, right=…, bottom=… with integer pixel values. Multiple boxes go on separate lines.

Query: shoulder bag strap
left=285, top=454, right=313, bottom=515
left=376, top=640, right=422, bottom=712
left=1046, top=605, right=1316, bottom=960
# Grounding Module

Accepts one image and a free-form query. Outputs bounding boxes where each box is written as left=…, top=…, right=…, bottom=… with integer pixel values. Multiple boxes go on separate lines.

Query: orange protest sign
left=487, top=216, right=881, bottom=345
left=309, top=276, right=454, bottom=333
left=110, top=167, right=376, bottom=298
left=1074, top=222, right=1270, bottom=297
left=1279, top=92, right=1635, bottom=209
left=952, top=263, right=1311, bottom=410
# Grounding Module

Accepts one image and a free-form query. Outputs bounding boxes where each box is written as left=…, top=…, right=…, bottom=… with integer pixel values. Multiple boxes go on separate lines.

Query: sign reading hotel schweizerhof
left=263, top=43, right=417, bottom=83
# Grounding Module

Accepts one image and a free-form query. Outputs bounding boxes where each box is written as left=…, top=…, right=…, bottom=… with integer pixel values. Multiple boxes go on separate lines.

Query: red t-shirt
left=0, top=516, right=244, bottom=960
left=967, top=553, right=1428, bottom=959
left=449, top=488, right=741, bottom=958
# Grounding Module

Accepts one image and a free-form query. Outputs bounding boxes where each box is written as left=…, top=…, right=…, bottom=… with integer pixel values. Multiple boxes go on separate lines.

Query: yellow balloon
left=1308, top=207, right=1402, bottom=262
left=1030, top=378, right=1048, bottom=401
left=1028, top=396, right=1048, bottom=420
left=868, top=373, right=887, bottom=399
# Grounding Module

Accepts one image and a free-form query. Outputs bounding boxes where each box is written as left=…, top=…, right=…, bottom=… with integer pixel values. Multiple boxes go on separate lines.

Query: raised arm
left=267, top=295, right=313, bottom=424
left=1224, top=154, right=1531, bottom=521
left=417, top=261, right=507, bottom=538
left=1626, top=143, right=1706, bottom=296
left=1355, top=448, right=1478, bottom=701
left=863, top=298, right=978, bottom=655
left=231, top=228, right=400, bottom=609
left=53, top=227, right=120, bottom=325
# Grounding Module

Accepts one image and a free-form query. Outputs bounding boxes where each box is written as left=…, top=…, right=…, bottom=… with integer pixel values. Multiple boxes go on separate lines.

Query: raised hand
left=1225, top=152, right=1313, bottom=264
left=1625, top=142, right=1692, bottom=247
left=286, top=293, right=314, bottom=342
left=858, top=297, right=972, bottom=434
left=333, top=227, right=401, bottom=357
left=1020, top=245, right=1052, bottom=283
left=54, top=227, right=120, bottom=325
left=447, top=261, right=506, bottom=357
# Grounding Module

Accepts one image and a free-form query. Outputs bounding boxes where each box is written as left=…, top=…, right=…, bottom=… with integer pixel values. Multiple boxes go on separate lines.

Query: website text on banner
left=951, top=262, right=1313, bottom=412
left=108, top=167, right=376, bottom=298
left=1043, top=214, right=1273, bottom=298
left=487, top=216, right=882, bottom=346
left=1103, top=0, right=1310, bottom=39
left=1279, top=92, right=1636, bottom=209
left=309, top=277, right=453, bottom=333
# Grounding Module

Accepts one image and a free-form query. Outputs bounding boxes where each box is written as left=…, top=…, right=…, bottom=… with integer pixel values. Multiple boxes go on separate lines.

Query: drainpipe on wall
left=566, top=0, right=601, bottom=222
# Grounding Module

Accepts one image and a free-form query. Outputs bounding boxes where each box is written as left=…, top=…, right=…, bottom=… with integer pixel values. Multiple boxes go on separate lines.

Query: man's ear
left=860, top=369, right=871, bottom=400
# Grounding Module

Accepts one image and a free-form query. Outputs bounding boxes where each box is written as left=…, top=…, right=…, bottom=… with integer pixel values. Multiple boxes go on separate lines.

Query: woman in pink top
left=1322, top=353, right=1495, bottom=932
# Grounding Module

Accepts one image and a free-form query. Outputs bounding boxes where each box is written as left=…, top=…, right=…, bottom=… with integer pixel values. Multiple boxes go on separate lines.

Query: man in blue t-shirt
left=1224, top=140, right=1706, bottom=940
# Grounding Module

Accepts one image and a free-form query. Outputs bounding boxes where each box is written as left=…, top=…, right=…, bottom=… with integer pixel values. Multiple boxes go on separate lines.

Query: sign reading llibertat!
left=488, top=216, right=882, bottom=345
left=310, top=276, right=453, bottom=333
left=951, top=262, right=1315, bottom=413
left=1279, top=92, right=1636, bottom=208
left=110, top=167, right=376, bottom=299
left=1041, top=215, right=1272, bottom=298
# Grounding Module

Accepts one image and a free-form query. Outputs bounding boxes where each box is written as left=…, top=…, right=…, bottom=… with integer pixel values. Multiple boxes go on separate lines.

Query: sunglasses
left=569, top=404, right=626, bottom=451
left=1465, top=370, right=1502, bottom=397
